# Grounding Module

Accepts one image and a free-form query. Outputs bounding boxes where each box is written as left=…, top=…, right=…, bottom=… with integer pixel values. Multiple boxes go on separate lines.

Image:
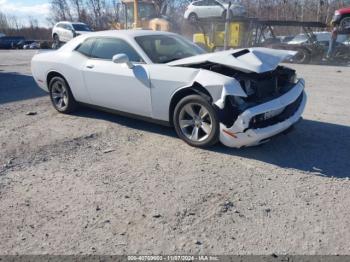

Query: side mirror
left=112, top=53, right=134, bottom=69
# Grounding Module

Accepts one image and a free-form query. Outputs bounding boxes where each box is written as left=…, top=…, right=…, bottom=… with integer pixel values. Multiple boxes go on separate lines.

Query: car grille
left=249, top=93, right=304, bottom=129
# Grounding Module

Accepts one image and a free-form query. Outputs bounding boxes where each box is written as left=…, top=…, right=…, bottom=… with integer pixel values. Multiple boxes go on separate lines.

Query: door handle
left=86, top=65, right=95, bottom=69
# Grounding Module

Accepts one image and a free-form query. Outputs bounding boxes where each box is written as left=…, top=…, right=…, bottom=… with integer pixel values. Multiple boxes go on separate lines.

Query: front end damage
left=209, top=64, right=306, bottom=148
left=219, top=78, right=306, bottom=148
left=171, top=48, right=306, bottom=148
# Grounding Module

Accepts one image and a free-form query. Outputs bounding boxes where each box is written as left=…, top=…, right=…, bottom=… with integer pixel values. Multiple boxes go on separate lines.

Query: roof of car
left=82, top=30, right=176, bottom=38
left=337, top=7, right=350, bottom=14
left=61, top=29, right=179, bottom=53
left=56, top=21, right=87, bottom=25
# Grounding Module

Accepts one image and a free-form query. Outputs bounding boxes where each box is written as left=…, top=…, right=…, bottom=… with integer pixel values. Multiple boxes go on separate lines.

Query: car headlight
left=290, top=73, right=298, bottom=84
left=335, top=10, right=340, bottom=16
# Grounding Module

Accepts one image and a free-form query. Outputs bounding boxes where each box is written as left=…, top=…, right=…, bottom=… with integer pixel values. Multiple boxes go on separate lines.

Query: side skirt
left=78, top=102, right=172, bottom=127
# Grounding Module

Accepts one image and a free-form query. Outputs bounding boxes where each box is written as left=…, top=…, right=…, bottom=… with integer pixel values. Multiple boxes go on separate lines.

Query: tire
left=49, top=76, right=78, bottom=114
left=339, top=16, right=350, bottom=31
left=173, top=95, right=219, bottom=148
left=291, top=48, right=311, bottom=64
left=188, top=13, right=198, bottom=24
left=53, top=34, right=60, bottom=49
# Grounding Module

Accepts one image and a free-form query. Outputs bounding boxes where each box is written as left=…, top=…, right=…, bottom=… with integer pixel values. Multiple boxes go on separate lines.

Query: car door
left=57, top=23, right=66, bottom=42
left=63, top=24, right=74, bottom=42
left=82, top=37, right=152, bottom=117
left=207, top=0, right=224, bottom=17
left=194, top=0, right=209, bottom=18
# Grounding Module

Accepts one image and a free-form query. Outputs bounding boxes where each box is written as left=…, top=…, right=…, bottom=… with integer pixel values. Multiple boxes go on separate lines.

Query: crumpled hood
left=168, top=48, right=297, bottom=74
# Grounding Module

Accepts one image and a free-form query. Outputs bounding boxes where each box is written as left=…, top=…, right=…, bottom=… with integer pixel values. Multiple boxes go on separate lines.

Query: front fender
left=192, top=69, right=247, bottom=109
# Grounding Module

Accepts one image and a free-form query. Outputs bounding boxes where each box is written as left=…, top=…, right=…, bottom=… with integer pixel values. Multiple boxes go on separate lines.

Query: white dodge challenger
left=31, top=30, right=307, bottom=148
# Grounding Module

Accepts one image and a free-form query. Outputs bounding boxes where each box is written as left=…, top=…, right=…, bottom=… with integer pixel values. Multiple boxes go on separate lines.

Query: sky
left=0, top=0, right=51, bottom=27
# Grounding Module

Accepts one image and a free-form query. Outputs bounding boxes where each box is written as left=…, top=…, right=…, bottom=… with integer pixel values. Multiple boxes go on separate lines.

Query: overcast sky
left=0, top=0, right=51, bottom=27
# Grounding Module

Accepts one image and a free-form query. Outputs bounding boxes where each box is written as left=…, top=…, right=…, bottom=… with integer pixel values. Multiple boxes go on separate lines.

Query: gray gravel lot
left=0, top=50, right=350, bottom=255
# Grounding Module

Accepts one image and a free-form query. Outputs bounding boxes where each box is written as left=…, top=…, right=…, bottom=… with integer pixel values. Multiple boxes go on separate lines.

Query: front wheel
left=173, top=95, right=219, bottom=148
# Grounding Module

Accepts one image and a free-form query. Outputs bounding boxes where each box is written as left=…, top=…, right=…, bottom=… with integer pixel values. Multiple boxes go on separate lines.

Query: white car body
left=31, top=30, right=306, bottom=148
left=52, top=21, right=92, bottom=43
left=184, top=0, right=246, bottom=20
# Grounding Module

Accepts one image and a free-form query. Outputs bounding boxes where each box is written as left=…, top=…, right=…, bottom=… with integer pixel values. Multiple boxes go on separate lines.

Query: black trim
left=249, top=93, right=304, bottom=129
left=79, top=102, right=171, bottom=127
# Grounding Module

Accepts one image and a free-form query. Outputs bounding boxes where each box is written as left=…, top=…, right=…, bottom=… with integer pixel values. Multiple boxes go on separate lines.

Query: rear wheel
left=173, top=95, right=219, bottom=148
left=49, top=76, right=78, bottom=114
left=188, top=13, right=198, bottom=24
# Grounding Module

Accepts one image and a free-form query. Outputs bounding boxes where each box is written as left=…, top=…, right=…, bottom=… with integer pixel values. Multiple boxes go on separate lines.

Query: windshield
left=135, top=35, right=206, bottom=63
left=72, top=24, right=91, bottom=31
left=126, top=3, right=158, bottom=22
left=289, top=34, right=308, bottom=43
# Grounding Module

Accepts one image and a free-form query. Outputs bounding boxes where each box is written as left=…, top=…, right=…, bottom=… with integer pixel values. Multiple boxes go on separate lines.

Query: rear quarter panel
left=31, top=49, right=92, bottom=104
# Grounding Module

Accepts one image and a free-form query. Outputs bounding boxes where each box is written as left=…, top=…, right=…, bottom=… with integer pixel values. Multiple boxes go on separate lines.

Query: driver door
left=81, top=37, right=152, bottom=117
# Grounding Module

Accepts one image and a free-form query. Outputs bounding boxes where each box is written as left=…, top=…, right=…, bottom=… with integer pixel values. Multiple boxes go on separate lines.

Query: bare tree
left=69, top=0, right=84, bottom=21
left=0, top=12, right=9, bottom=32
left=50, top=0, right=73, bottom=21
left=87, top=0, right=104, bottom=29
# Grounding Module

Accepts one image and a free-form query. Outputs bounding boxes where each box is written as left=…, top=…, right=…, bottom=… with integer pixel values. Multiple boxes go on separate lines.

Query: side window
left=208, top=0, right=220, bottom=6
left=193, top=1, right=206, bottom=6
left=90, top=38, right=143, bottom=62
left=76, top=38, right=95, bottom=57
left=64, top=24, right=72, bottom=30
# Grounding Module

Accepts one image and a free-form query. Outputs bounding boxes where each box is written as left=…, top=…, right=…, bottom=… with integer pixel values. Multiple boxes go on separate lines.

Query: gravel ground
left=0, top=50, right=350, bottom=255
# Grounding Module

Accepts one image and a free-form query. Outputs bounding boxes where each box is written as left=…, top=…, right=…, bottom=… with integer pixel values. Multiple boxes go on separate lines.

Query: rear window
left=193, top=1, right=207, bottom=6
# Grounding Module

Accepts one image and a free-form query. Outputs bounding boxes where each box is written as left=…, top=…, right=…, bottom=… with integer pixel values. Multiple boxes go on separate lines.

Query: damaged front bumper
left=219, top=79, right=306, bottom=148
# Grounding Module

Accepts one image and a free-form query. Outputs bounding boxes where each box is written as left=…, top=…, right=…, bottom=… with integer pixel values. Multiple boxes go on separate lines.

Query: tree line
left=1, top=0, right=349, bottom=40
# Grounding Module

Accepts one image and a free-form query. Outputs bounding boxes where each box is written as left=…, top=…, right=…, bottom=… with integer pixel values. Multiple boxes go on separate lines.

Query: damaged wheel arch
left=168, top=83, right=212, bottom=127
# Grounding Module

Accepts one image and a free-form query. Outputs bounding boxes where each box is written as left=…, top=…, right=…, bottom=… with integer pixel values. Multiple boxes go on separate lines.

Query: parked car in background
left=280, top=36, right=295, bottom=43
left=343, top=35, right=350, bottom=45
left=24, top=41, right=41, bottom=49
left=332, top=7, right=350, bottom=30
left=0, top=33, right=5, bottom=38
left=16, top=40, right=35, bottom=49
left=0, top=36, right=25, bottom=49
left=184, top=0, right=246, bottom=23
left=287, top=32, right=348, bottom=45
left=52, top=21, right=92, bottom=48
left=31, top=30, right=306, bottom=148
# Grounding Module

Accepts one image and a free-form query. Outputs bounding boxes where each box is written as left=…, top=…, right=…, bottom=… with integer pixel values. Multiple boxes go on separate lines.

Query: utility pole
left=224, top=1, right=231, bottom=50
left=134, top=0, right=139, bottom=28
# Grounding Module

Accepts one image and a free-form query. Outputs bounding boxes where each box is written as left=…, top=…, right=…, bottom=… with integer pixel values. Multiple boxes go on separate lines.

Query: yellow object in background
left=193, top=22, right=245, bottom=52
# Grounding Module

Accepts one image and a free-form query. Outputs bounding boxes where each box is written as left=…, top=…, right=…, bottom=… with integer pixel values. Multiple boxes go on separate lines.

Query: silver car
left=184, top=0, right=246, bottom=23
